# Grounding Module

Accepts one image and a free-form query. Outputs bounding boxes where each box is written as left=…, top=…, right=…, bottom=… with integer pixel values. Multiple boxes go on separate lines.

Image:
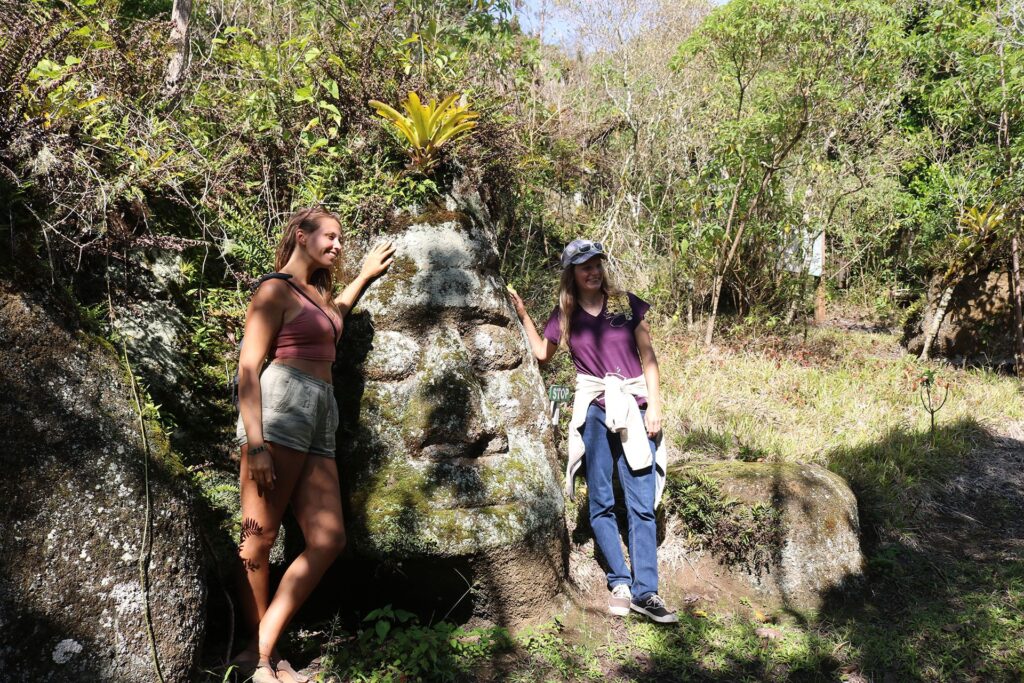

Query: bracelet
left=249, top=443, right=268, bottom=456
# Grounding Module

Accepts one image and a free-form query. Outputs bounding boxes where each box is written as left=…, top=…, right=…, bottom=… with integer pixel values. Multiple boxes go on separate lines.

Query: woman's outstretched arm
left=634, top=319, right=663, bottom=438
left=334, top=240, right=396, bottom=317
left=508, top=288, right=557, bottom=363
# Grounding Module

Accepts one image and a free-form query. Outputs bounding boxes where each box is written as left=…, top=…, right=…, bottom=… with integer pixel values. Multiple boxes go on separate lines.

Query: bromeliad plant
left=368, top=92, right=479, bottom=173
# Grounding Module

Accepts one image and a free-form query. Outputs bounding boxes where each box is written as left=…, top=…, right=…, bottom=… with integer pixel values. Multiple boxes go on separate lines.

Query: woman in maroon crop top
left=234, top=207, right=394, bottom=682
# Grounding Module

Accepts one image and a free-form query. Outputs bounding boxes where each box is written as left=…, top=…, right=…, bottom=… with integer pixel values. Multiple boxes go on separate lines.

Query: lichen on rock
left=0, top=279, right=206, bottom=682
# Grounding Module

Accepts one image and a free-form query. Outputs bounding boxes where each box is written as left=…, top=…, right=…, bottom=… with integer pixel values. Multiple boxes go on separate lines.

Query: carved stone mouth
left=420, top=433, right=508, bottom=462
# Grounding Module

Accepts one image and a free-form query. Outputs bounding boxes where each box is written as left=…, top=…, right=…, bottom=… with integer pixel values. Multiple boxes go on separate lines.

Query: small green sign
left=548, top=385, right=571, bottom=403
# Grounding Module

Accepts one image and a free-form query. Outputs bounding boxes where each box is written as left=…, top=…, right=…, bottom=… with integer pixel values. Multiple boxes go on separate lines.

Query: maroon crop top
left=268, top=285, right=341, bottom=362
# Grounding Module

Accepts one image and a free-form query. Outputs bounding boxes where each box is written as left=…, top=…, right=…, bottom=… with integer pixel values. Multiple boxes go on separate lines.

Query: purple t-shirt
left=543, top=292, right=650, bottom=408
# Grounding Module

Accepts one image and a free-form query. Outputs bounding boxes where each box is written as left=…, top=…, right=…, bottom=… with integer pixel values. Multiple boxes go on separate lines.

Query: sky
left=512, top=0, right=728, bottom=49
left=512, top=0, right=574, bottom=47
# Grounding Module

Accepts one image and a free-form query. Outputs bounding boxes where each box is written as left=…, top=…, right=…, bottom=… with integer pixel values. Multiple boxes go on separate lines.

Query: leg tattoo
left=238, top=517, right=265, bottom=573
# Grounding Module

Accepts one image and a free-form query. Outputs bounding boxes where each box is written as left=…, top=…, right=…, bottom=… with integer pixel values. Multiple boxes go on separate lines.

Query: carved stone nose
left=398, top=331, right=508, bottom=459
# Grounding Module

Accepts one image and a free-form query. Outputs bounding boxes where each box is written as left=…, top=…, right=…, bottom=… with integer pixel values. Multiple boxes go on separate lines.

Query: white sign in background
left=782, top=229, right=825, bottom=277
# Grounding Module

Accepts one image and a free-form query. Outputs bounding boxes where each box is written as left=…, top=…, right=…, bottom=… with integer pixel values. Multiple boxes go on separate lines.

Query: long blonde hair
left=274, top=206, right=340, bottom=306
left=557, top=257, right=626, bottom=347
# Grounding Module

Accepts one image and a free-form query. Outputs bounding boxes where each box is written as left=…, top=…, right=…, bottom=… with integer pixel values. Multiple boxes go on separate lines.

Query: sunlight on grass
left=261, top=325, right=1024, bottom=683
left=662, top=326, right=1021, bottom=466
left=656, top=324, right=1023, bottom=535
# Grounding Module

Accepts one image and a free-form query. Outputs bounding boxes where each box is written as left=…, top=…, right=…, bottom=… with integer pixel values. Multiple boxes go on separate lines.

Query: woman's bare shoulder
left=249, top=278, right=294, bottom=312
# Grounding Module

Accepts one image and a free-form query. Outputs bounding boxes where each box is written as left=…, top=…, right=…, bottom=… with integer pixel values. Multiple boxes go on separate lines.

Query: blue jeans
left=581, top=403, right=658, bottom=600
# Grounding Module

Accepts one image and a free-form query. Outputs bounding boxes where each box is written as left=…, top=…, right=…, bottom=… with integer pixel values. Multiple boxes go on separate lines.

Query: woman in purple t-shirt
left=508, top=239, right=677, bottom=624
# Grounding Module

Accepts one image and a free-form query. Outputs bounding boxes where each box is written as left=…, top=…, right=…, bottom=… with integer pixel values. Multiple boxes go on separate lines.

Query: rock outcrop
left=904, top=269, right=1017, bottom=368
left=335, top=195, right=567, bottom=624
left=661, top=461, right=864, bottom=612
left=0, top=279, right=205, bottom=682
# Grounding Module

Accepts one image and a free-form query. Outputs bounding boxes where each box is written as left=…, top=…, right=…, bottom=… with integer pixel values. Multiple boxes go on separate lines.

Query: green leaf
left=29, top=59, right=62, bottom=80
left=375, top=619, right=391, bottom=640
left=318, top=101, right=341, bottom=120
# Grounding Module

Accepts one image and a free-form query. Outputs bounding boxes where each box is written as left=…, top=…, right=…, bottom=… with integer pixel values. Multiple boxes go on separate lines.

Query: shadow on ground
left=377, top=417, right=1023, bottom=683
left=199, top=407, right=1024, bottom=681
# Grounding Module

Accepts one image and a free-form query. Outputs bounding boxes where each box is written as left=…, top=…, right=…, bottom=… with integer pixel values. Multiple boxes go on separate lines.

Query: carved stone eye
left=362, top=330, right=420, bottom=381
left=463, top=324, right=524, bottom=372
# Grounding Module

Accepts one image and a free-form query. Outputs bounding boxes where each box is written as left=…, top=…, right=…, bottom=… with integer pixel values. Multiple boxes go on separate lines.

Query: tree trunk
left=164, top=0, right=193, bottom=97
left=686, top=283, right=694, bottom=330
left=997, top=8, right=1020, bottom=373
left=814, top=229, right=827, bottom=325
left=1011, top=235, right=1024, bottom=374
left=814, top=276, right=826, bottom=325
left=703, top=112, right=806, bottom=347
left=920, top=283, right=955, bottom=361
left=784, top=291, right=800, bottom=325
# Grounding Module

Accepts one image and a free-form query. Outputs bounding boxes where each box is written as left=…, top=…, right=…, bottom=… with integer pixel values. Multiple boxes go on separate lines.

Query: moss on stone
left=109, top=352, right=190, bottom=479
left=390, top=206, right=473, bottom=233
left=483, top=453, right=529, bottom=490
left=505, top=370, right=540, bottom=428
left=356, top=458, right=440, bottom=556
left=371, top=254, right=419, bottom=308
left=360, top=382, right=402, bottom=425
left=399, top=391, right=431, bottom=447
left=398, top=341, right=483, bottom=449
left=425, top=504, right=532, bottom=553
left=663, top=464, right=784, bottom=576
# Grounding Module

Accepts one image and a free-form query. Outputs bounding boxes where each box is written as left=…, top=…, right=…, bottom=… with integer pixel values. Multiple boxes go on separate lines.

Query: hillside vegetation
left=2, top=0, right=1023, bottom=681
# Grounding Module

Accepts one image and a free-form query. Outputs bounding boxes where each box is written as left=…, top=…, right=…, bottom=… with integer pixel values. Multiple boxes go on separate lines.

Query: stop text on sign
left=548, top=385, right=571, bottom=403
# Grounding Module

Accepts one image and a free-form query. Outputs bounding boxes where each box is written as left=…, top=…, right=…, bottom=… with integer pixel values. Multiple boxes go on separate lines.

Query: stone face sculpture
left=334, top=198, right=567, bottom=623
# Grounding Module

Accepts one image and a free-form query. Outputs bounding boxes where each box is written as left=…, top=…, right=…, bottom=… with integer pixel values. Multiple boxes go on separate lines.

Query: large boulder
left=661, top=461, right=864, bottom=612
left=0, top=279, right=206, bottom=682
left=904, top=269, right=1017, bottom=368
left=335, top=196, right=567, bottom=624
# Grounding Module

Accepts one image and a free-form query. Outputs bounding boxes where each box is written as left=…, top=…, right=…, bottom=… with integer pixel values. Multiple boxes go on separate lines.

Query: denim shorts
left=236, top=362, right=338, bottom=458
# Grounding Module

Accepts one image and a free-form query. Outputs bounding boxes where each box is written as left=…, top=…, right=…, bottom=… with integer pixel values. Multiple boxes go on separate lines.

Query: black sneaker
left=630, top=593, right=679, bottom=623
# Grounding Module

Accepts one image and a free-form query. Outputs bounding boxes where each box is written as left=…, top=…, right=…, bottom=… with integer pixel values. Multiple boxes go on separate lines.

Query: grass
left=657, top=323, right=1022, bottom=537
left=663, top=326, right=1019, bottom=464
left=288, top=567, right=1021, bottom=681
left=205, top=319, right=1024, bottom=682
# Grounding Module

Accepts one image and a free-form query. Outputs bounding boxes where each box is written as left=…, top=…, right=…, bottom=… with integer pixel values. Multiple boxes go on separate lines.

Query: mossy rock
left=662, top=461, right=865, bottom=612
left=0, top=279, right=205, bottom=681
left=334, top=189, right=567, bottom=624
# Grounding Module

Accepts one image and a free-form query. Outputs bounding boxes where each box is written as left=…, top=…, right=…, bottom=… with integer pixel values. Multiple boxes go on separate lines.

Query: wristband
left=249, top=443, right=268, bottom=456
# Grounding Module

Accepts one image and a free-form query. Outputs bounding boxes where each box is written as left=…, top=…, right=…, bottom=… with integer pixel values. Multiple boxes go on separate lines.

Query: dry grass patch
left=654, top=322, right=1022, bottom=535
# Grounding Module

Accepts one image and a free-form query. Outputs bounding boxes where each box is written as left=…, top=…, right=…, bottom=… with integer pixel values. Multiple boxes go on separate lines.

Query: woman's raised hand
left=506, top=285, right=527, bottom=320
left=360, top=240, right=396, bottom=281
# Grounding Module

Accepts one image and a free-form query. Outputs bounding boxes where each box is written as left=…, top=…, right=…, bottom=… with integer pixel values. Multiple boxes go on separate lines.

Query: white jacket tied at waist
left=565, top=373, right=667, bottom=507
